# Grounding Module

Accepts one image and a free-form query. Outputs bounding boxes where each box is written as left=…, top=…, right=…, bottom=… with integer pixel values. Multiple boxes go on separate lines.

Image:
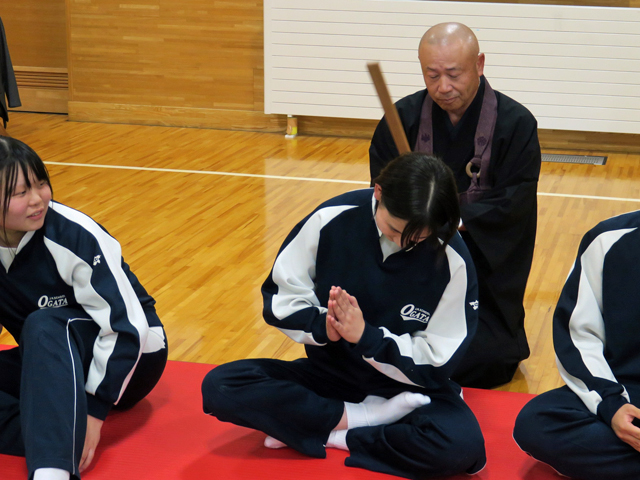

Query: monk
left=369, top=23, right=541, bottom=388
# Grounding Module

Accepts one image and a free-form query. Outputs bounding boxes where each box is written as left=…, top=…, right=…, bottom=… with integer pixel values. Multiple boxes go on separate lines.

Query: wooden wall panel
left=67, top=1, right=264, bottom=111
left=67, top=101, right=286, bottom=132
left=1, top=0, right=69, bottom=114
left=11, top=67, right=69, bottom=114
left=0, top=1, right=67, bottom=69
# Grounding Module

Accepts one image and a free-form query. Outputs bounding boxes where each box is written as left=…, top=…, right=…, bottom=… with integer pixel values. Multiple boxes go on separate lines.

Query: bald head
left=419, top=23, right=480, bottom=59
left=418, top=23, right=485, bottom=125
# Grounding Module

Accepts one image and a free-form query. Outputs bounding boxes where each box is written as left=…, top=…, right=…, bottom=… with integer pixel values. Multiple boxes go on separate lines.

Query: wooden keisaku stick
left=367, top=62, right=411, bottom=155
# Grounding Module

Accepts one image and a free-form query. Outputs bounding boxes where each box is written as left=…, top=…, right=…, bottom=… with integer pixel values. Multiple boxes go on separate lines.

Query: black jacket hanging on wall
left=0, top=17, right=21, bottom=127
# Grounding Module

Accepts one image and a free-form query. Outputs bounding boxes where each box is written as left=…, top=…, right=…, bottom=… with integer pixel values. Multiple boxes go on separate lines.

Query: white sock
left=326, top=429, right=348, bottom=451
left=344, top=392, right=431, bottom=429
left=361, top=395, right=387, bottom=406
left=33, top=468, right=70, bottom=480
left=264, top=435, right=287, bottom=449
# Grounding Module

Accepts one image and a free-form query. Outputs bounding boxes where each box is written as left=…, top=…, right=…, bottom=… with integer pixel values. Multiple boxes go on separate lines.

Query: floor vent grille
left=542, top=154, right=607, bottom=165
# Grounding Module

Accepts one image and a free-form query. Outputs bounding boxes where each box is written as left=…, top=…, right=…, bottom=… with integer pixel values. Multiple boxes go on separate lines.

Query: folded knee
left=201, top=364, right=240, bottom=415
left=20, top=309, right=61, bottom=345
left=513, top=401, right=548, bottom=456
left=437, top=432, right=486, bottom=475
left=387, top=419, right=486, bottom=476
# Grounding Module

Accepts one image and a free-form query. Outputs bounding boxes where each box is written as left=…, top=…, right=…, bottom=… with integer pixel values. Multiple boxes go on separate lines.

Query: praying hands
left=326, top=286, right=365, bottom=344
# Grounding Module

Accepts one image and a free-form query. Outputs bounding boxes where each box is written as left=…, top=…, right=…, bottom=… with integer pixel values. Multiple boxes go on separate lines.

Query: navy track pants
left=202, top=358, right=486, bottom=479
left=0, top=307, right=167, bottom=479
left=514, top=385, right=640, bottom=480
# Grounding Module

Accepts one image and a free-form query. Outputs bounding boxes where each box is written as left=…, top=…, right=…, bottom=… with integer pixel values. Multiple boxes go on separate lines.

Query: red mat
left=0, top=354, right=562, bottom=479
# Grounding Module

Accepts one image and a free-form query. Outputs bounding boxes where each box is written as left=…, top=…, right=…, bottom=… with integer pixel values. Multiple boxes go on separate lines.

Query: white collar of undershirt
left=371, top=193, right=402, bottom=261
left=0, top=231, right=35, bottom=272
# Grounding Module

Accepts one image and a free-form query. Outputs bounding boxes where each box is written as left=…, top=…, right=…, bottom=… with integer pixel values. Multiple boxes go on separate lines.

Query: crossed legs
left=202, top=358, right=486, bottom=478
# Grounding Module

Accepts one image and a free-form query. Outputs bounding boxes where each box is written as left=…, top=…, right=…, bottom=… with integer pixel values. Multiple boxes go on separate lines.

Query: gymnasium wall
left=2, top=0, right=639, bottom=150
left=65, top=0, right=284, bottom=131
left=265, top=0, right=640, bottom=135
left=1, top=1, right=68, bottom=114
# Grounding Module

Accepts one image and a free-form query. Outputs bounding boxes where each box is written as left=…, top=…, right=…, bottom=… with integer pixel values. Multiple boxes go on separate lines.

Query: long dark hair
left=374, top=152, right=460, bottom=253
left=0, top=136, right=52, bottom=235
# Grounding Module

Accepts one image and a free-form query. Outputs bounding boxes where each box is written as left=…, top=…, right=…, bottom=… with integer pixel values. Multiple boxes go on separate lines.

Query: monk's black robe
left=369, top=77, right=541, bottom=388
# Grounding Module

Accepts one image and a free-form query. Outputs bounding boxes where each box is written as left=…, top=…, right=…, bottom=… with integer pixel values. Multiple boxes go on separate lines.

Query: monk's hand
left=612, top=403, right=640, bottom=452
left=80, top=414, right=104, bottom=472
left=328, top=287, right=365, bottom=344
left=326, top=286, right=341, bottom=342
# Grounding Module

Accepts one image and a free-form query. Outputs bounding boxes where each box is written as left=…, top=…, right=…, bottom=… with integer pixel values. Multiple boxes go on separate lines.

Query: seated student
left=0, top=136, right=168, bottom=480
left=202, top=153, right=486, bottom=479
left=514, top=211, right=640, bottom=480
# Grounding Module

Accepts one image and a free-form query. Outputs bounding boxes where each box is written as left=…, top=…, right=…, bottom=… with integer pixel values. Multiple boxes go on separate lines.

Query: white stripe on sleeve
left=557, top=227, right=635, bottom=414
left=270, top=204, right=356, bottom=345
left=46, top=203, right=149, bottom=401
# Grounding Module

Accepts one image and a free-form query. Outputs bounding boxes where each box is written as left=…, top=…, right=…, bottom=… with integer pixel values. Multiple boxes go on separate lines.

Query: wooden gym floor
left=2, top=111, right=639, bottom=396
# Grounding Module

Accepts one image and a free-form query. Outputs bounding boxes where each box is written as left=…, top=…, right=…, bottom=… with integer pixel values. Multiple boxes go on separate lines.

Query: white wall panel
left=265, top=0, right=640, bottom=134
